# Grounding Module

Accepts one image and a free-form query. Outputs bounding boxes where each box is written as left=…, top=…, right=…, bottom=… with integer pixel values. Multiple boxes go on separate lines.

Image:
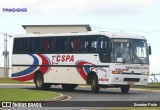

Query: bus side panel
left=43, top=54, right=109, bottom=85
left=12, top=54, right=110, bottom=85
left=11, top=54, right=43, bottom=81
left=43, top=67, right=86, bottom=84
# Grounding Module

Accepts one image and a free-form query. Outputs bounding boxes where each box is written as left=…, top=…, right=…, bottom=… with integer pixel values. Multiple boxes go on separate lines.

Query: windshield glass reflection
left=111, top=39, right=149, bottom=64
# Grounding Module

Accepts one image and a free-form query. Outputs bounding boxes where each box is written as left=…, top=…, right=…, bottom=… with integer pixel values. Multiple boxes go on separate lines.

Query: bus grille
left=123, top=78, right=140, bottom=82
left=122, top=73, right=142, bottom=75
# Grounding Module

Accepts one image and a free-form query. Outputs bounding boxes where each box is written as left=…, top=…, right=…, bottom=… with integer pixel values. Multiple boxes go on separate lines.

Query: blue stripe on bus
left=84, top=66, right=91, bottom=74
left=11, top=54, right=39, bottom=77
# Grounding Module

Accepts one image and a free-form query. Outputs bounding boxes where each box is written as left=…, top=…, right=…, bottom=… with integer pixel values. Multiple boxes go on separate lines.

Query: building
left=0, top=67, right=10, bottom=78
left=22, top=24, right=92, bottom=34
left=0, top=67, right=4, bottom=77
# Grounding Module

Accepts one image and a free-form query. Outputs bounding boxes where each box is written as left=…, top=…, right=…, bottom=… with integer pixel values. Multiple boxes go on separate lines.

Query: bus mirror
left=149, top=45, right=151, bottom=55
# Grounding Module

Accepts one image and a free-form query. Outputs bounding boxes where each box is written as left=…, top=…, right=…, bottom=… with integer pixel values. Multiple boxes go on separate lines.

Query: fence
left=149, top=73, right=160, bottom=83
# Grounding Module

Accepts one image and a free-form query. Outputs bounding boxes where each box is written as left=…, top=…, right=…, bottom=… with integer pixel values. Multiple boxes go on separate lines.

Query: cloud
left=150, top=55, right=160, bottom=74
left=0, top=0, right=155, bottom=16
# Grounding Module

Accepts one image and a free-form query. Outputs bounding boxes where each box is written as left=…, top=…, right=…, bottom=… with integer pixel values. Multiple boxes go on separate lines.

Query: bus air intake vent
left=123, top=78, right=140, bottom=82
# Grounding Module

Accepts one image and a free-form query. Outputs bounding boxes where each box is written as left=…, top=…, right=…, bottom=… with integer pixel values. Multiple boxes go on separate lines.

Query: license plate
left=127, top=81, right=134, bottom=86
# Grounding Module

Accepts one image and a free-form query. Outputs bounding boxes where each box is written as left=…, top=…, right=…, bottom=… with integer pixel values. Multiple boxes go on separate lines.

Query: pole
left=6, top=33, right=8, bottom=77
left=1, top=32, right=12, bottom=78
left=4, top=34, right=7, bottom=77
left=3, top=34, right=5, bottom=77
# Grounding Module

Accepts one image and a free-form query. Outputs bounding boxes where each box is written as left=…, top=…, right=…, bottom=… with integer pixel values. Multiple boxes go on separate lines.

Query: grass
left=147, top=83, right=160, bottom=87
left=133, top=83, right=160, bottom=90
left=99, top=107, right=160, bottom=110
left=0, top=88, right=59, bottom=101
left=0, top=78, right=33, bottom=84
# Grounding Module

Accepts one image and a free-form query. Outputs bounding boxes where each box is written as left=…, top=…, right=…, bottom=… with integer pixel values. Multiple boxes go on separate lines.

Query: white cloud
left=0, top=0, right=155, bottom=16
left=150, top=55, right=160, bottom=74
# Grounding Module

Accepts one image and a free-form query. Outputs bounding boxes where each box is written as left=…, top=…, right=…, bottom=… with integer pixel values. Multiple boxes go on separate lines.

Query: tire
left=91, top=75, right=100, bottom=93
left=35, top=74, right=51, bottom=90
left=121, top=85, right=130, bottom=93
left=62, top=84, right=77, bottom=91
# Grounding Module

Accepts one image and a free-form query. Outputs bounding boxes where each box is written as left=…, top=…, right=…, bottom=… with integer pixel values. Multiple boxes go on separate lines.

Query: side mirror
left=148, top=45, right=151, bottom=55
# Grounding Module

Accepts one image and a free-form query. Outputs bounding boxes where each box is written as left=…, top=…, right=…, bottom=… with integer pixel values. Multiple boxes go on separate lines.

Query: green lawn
left=0, top=88, right=59, bottom=101
left=133, top=83, right=160, bottom=90
left=0, top=78, right=33, bottom=84
left=147, top=83, right=160, bottom=87
left=101, top=107, right=160, bottom=110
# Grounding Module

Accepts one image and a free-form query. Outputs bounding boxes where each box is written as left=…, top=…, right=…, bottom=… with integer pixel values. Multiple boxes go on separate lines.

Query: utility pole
left=4, top=33, right=8, bottom=77
left=1, top=32, right=12, bottom=78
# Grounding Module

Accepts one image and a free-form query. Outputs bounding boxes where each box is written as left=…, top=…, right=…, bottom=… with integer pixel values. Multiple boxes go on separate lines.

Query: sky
left=0, top=0, right=160, bottom=81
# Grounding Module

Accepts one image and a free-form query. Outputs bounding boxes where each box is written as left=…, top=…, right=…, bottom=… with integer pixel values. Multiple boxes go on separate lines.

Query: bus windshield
left=111, top=39, right=149, bottom=64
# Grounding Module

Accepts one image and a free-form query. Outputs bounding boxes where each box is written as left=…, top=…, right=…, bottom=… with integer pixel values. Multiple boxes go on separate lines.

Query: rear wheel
left=91, top=75, right=100, bottom=93
left=121, top=85, right=130, bottom=93
left=35, top=74, right=51, bottom=90
left=62, top=84, right=77, bottom=91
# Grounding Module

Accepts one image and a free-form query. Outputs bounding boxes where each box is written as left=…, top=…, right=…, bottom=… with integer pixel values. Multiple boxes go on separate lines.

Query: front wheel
left=91, top=75, right=100, bottom=93
left=35, top=74, right=51, bottom=90
left=121, top=85, right=130, bottom=93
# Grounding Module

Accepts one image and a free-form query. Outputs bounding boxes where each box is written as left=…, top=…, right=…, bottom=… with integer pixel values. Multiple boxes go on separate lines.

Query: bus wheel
left=62, top=84, right=77, bottom=91
left=121, top=85, right=130, bottom=93
left=35, top=74, right=51, bottom=90
left=91, top=75, right=100, bottom=93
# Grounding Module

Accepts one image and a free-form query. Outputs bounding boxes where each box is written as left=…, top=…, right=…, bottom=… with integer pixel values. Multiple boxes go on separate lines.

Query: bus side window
left=55, top=37, right=68, bottom=53
left=13, top=38, right=22, bottom=53
left=55, top=38, right=60, bottom=52
left=22, top=38, right=29, bottom=53
left=83, top=36, right=97, bottom=53
left=43, top=39, right=49, bottom=52
left=36, top=38, right=42, bottom=53
left=64, top=38, right=69, bottom=52
left=90, top=38, right=97, bottom=53
left=13, top=39, right=17, bottom=53
left=50, top=38, right=55, bottom=52
left=98, top=37, right=109, bottom=62
left=76, top=38, right=82, bottom=52
left=29, top=38, right=37, bottom=53
left=83, top=38, right=88, bottom=52
left=71, top=38, right=82, bottom=53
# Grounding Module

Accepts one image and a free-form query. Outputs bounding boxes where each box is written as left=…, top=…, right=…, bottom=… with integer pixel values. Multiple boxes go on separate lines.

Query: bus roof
left=14, top=31, right=146, bottom=40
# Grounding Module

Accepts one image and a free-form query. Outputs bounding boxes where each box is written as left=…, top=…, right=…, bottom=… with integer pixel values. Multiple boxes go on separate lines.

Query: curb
left=0, top=84, right=35, bottom=86
left=79, top=85, right=160, bottom=93
left=43, top=92, right=72, bottom=101
left=130, top=88, right=160, bottom=93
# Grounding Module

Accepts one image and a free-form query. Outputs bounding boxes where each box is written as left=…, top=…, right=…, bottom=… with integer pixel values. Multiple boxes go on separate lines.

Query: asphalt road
left=0, top=84, right=160, bottom=101
left=0, top=84, right=160, bottom=110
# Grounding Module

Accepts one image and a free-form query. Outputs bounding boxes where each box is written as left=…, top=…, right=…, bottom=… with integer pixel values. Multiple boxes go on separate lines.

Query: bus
left=11, top=32, right=151, bottom=93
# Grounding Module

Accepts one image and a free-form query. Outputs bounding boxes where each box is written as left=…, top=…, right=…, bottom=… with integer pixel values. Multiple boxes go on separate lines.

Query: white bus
left=11, top=32, right=151, bottom=93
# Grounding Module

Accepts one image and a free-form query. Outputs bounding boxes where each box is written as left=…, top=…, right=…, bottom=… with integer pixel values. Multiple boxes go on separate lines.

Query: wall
left=26, top=26, right=88, bottom=34
left=0, top=67, right=4, bottom=77
left=0, top=67, right=10, bottom=78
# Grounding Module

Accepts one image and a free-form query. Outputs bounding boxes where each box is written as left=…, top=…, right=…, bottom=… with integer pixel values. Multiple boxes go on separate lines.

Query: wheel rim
left=37, top=77, right=42, bottom=87
left=91, top=79, right=96, bottom=89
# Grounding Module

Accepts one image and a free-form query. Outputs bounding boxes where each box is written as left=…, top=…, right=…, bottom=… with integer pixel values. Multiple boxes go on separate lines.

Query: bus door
left=98, top=36, right=110, bottom=63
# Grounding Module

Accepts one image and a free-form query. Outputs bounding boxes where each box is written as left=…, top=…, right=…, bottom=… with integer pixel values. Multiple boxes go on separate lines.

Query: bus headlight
left=142, top=72, right=149, bottom=75
left=112, top=71, right=123, bottom=74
